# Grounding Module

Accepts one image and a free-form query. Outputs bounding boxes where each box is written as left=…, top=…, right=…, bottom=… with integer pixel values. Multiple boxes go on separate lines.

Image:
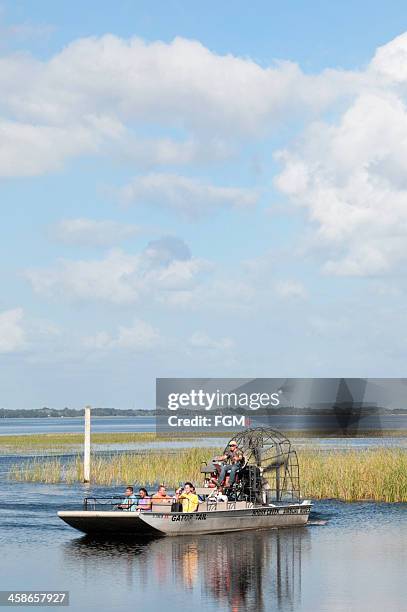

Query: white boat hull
left=58, top=502, right=311, bottom=537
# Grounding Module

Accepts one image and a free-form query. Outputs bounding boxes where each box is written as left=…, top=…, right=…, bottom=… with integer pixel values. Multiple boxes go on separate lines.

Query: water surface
left=2, top=414, right=407, bottom=436
left=1, top=475, right=406, bottom=612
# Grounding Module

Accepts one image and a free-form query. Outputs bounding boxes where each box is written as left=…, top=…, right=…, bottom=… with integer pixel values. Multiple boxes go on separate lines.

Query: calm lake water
left=1, top=475, right=406, bottom=612
left=1, top=418, right=406, bottom=456
left=2, top=414, right=407, bottom=436
left=1, top=419, right=407, bottom=610
left=0, top=417, right=157, bottom=435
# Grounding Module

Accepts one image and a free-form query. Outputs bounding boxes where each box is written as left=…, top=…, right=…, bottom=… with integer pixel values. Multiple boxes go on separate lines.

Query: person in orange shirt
left=152, top=484, right=172, bottom=506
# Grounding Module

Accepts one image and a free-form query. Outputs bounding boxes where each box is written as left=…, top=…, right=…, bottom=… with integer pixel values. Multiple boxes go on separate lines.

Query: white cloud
left=52, top=218, right=141, bottom=246
left=370, top=32, right=407, bottom=83
left=0, top=36, right=340, bottom=128
left=26, top=249, right=140, bottom=303
left=83, top=318, right=160, bottom=351
left=0, top=34, right=361, bottom=177
left=155, top=275, right=257, bottom=313
left=119, top=173, right=259, bottom=217
left=0, top=120, right=108, bottom=177
left=8, top=31, right=407, bottom=275
left=275, top=56, right=407, bottom=276
left=119, top=136, right=232, bottom=168
left=189, top=331, right=234, bottom=351
left=25, top=239, right=209, bottom=304
left=274, top=280, right=307, bottom=299
left=0, top=308, right=26, bottom=353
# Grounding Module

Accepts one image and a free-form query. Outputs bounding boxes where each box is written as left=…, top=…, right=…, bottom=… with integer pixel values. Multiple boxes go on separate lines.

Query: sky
left=2, top=1, right=407, bottom=409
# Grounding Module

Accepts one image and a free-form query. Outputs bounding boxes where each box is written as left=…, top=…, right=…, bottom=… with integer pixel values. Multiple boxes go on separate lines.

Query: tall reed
left=9, top=448, right=407, bottom=502
left=300, top=449, right=407, bottom=502
left=10, top=448, right=218, bottom=488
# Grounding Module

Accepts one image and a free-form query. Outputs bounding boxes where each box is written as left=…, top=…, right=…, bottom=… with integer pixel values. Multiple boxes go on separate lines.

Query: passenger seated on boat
left=175, top=482, right=199, bottom=513
left=208, top=488, right=228, bottom=503
left=136, top=487, right=152, bottom=512
left=202, top=463, right=220, bottom=488
left=208, top=469, right=219, bottom=488
left=117, top=486, right=137, bottom=511
left=192, top=484, right=206, bottom=503
left=215, top=441, right=244, bottom=488
left=152, top=484, right=171, bottom=505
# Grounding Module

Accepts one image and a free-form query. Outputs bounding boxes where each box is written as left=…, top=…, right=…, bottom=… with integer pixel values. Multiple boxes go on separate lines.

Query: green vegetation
left=2, top=430, right=407, bottom=455
left=0, top=407, right=151, bottom=417
left=8, top=447, right=407, bottom=502
left=288, top=430, right=407, bottom=437
left=0, top=432, right=201, bottom=453
left=9, top=448, right=218, bottom=488
left=300, top=449, right=407, bottom=502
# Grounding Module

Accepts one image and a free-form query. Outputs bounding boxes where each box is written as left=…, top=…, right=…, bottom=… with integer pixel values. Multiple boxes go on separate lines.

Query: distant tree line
left=0, top=407, right=152, bottom=418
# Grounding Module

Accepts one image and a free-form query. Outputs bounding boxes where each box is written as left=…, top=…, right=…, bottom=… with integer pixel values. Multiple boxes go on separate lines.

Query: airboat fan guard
left=224, top=427, right=301, bottom=503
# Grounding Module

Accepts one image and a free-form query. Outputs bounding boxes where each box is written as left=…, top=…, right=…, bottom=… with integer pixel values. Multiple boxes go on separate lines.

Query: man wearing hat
left=215, top=440, right=244, bottom=487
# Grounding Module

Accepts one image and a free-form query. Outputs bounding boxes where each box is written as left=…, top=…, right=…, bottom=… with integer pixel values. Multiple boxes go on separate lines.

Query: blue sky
left=2, top=1, right=407, bottom=409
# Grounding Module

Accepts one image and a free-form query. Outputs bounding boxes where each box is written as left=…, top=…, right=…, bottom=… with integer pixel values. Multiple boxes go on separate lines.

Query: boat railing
left=82, top=495, right=257, bottom=512
left=83, top=495, right=174, bottom=512
left=83, top=496, right=142, bottom=511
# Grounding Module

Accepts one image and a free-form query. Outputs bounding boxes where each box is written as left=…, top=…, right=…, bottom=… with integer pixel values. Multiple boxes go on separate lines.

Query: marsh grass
left=0, top=432, right=200, bottom=453
left=2, top=430, right=406, bottom=454
left=9, top=447, right=407, bottom=501
left=300, top=449, right=407, bottom=502
left=9, top=448, right=219, bottom=488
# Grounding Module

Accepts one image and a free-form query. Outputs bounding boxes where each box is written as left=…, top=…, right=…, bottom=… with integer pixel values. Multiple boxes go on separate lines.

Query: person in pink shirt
left=136, top=487, right=152, bottom=511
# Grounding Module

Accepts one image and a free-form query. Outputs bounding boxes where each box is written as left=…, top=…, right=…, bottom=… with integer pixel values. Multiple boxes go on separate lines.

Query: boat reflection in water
left=196, top=529, right=310, bottom=612
left=63, top=527, right=310, bottom=611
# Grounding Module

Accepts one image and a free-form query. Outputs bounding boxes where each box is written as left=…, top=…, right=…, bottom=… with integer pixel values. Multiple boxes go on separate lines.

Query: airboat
left=58, top=428, right=311, bottom=537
